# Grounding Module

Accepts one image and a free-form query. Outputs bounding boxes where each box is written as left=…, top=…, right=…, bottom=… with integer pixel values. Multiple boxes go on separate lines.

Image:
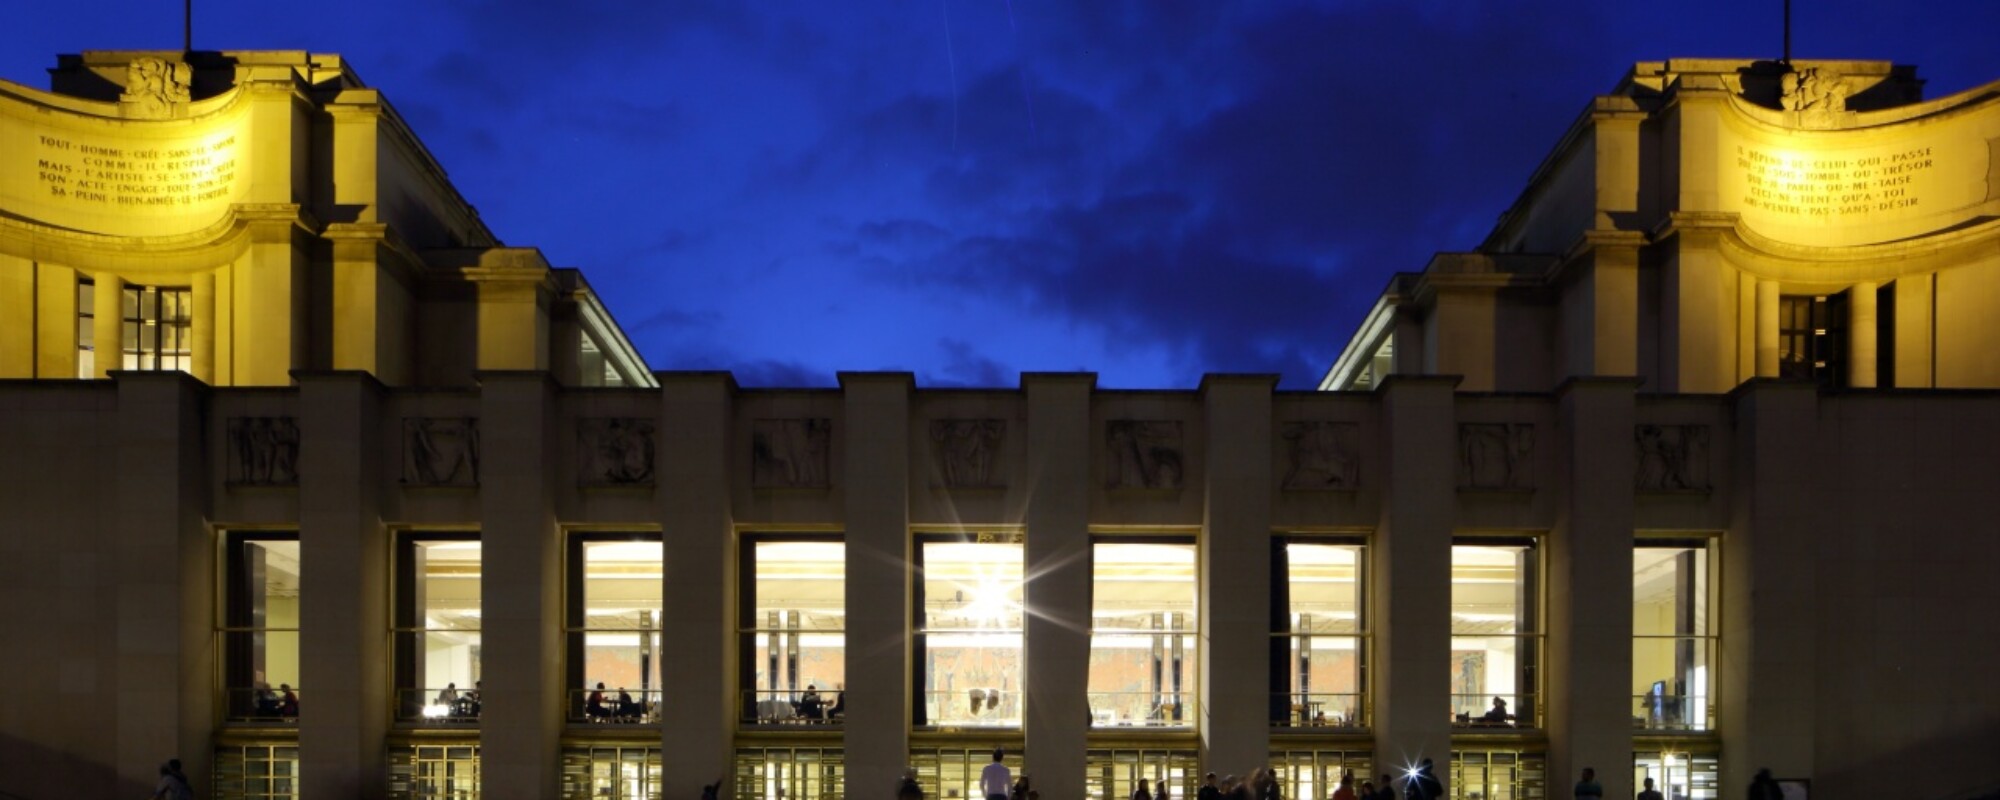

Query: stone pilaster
left=1022, top=373, right=1094, bottom=797
left=111, top=371, right=211, bottom=793
left=1848, top=282, right=1878, bottom=388
left=658, top=372, right=737, bottom=796
left=1198, top=374, right=1276, bottom=775
left=478, top=371, right=562, bottom=800
left=1720, top=380, right=1819, bottom=793
left=296, top=371, right=389, bottom=799
left=1547, top=378, right=1639, bottom=800
left=1372, top=375, right=1457, bottom=793
left=841, top=372, right=913, bottom=799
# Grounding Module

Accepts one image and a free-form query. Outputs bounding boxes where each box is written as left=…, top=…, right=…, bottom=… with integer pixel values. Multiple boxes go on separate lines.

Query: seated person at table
left=254, top=682, right=280, bottom=717
left=435, top=683, right=459, bottom=710
left=827, top=690, right=845, bottom=719
left=1480, top=696, right=1514, bottom=724
left=278, top=684, right=300, bottom=718
left=616, top=688, right=642, bottom=721
left=587, top=683, right=611, bottom=721
left=798, top=685, right=824, bottom=720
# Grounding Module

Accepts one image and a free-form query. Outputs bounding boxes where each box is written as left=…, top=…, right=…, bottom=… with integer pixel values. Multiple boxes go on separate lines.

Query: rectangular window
left=121, top=285, right=192, bottom=372
left=1087, top=749, right=1199, bottom=800
left=1448, top=749, right=1546, bottom=800
left=1269, top=750, right=1372, bottom=800
left=562, top=746, right=663, bottom=799
left=390, top=744, right=479, bottom=800
left=1778, top=294, right=1846, bottom=387
left=1633, top=540, right=1716, bottom=732
left=910, top=747, right=1024, bottom=800
left=739, top=536, right=847, bottom=726
left=1272, top=539, right=1366, bottom=729
left=76, top=278, right=95, bottom=378
left=214, top=743, right=300, bottom=800
left=1631, top=750, right=1718, bottom=800
left=916, top=533, right=1023, bottom=727
left=1450, top=540, right=1541, bottom=728
left=734, top=747, right=843, bottom=800
left=568, top=535, right=664, bottom=725
left=395, top=535, right=481, bottom=724
left=221, top=533, right=300, bottom=724
left=1089, top=538, right=1196, bottom=729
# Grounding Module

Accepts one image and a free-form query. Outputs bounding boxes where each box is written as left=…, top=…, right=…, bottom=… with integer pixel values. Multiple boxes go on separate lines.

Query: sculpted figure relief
left=1106, top=420, right=1184, bottom=490
left=1635, top=424, right=1710, bottom=490
left=1459, top=423, right=1534, bottom=490
left=403, top=418, right=480, bottom=486
left=1281, top=421, right=1359, bottom=489
left=752, top=419, right=831, bottom=488
left=1783, top=67, right=1849, bottom=121
left=122, top=57, right=192, bottom=118
left=227, top=417, right=300, bottom=485
left=578, top=418, right=656, bottom=486
left=930, top=419, right=1004, bottom=487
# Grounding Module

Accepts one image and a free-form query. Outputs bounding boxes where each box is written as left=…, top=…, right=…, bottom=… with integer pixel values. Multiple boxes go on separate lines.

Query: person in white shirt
left=980, top=747, right=1012, bottom=800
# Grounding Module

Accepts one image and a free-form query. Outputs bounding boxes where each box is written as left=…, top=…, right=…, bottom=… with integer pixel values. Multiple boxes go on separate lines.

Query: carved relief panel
left=1106, top=420, right=1183, bottom=490
left=227, top=417, right=300, bottom=486
left=930, top=419, right=1005, bottom=488
left=1635, top=424, right=1711, bottom=491
left=752, top=419, right=831, bottom=488
left=1281, top=421, right=1360, bottom=490
left=578, top=418, right=656, bottom=487
left=1458, top=423, right=1534, bottom=490
left=402, top=418, right=480, bottom=486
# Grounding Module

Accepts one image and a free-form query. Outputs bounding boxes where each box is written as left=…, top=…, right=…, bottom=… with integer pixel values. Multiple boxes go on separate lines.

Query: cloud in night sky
left=9, top=1, right=2000, bottom=387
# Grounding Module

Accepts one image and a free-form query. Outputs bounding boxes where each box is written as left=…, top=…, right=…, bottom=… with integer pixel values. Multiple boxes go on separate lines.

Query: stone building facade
left=2, top=53, right=1996, bottom=800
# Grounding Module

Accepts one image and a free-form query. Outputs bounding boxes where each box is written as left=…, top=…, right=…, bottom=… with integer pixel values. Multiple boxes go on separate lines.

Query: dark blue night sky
left=10, top=2, right=2000, bottom=388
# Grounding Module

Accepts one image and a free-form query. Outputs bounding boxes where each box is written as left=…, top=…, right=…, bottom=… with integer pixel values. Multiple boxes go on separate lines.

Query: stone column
left=111, top=371, right=212, bottom=793
left=1546, top=378, right=1639, bottom=800
left=1736, top=273, right=1757, bottom=384
left=478, top=371, right=562, bottom=800
left=1892, top=275, right=1934, bottom=389
left=1848, top=282, right=1878, bottom=388
left=1022, top=373, right=1093, bottom=799
left=842, top=373, right=912, bottom=800
left=0, top=253, right=32, bottom=378
left=191, top=272, right=215, bottom=384
left=236, top=211, right=309, bottom=386
left=659, top=373, right=737, bottom=796
left=1755, top=280, right=1780, bottom=378
left=297, top=371, right=389, bottom=799
left=1372, top=376, right=1457, bottom=794
left=34, top=262, right=79, bottom=378
left=1720, top=380, right=1819, bottom=793
left=1199, top=375, right=1275, bottom=775
left=93, top=272, right=122, bottom=378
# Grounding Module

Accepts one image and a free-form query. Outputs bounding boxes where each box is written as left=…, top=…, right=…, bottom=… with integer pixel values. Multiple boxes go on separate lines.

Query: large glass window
left=563, top=746, right=663, bottom=799
left=395, top=536, right=482, bottom=724
left=390, top=744, right=479, bottom=800
left=739, top=536, right=847, bottom=725
left=916, top=533, right=1023, bottom=727
left=1450, top=540, right=1540, bottom=728
left=1448, top=749, right=1546, bottom=800
left=221, top=533, right=300, bottom=724
left=734, top=747, right=843, bottom=800
left=214, top=743, right=299, bottom=800
left=911, top=747, right=1025, bottom=800
left=1272, top=539, right=1366, bottom=729
left=1089, top=539, right=1196, bottom=729
left=1631, top=750, right=1718, bottom=800
left=1269, top=750, right=1372, bottom=800
left=567, top=535, right=663, bottom=725
left=121, top=285, right=191, bottom=372
left=1633, top=541, right=1716, bottom=732
left=1779, top=294, right=1845, bottom=387
left=1087, top=749, right=1198, bottom=800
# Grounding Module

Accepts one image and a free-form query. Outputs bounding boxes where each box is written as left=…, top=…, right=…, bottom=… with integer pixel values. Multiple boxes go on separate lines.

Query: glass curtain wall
left=1449, top=540, right=1540, bottom=728
left=221, top=533, right=301, bottom=723
left=1631, top=750, right=1718, bottom=800
left=739, top=536, right=847, bottom=725
left=1268, top=750, right=1373, bottom=800
left=734, top=747, right=843, bottom=800
left=1088, top=539, right=1196, bottom=728
left=1085, top=749, right=1198, bottom=800
left=1271, top=539, right=1365, bottom=729
left=1633, top=541, right=1716, bottom=732
left=395, top=536, right=482, bottom=723
left=1448, top=750, right=1546, bottom=800
left=916, top=533, right=1024, bottom=727
left=561, top=746, right=664, bottom=799
left=567, top=535, right=664, bottom=724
